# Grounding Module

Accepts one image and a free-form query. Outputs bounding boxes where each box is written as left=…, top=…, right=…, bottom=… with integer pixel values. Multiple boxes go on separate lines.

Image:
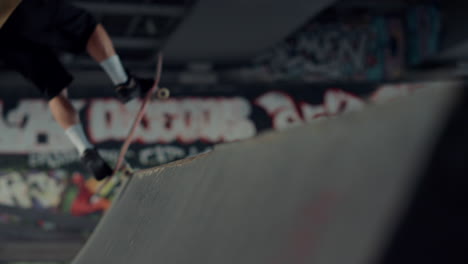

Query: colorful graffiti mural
left=0, top=169, right=112, bottom=217
left=407, top=5, right=441, bottom=65
left=232, top=6, right=440, bottom=82
left=251, top=18, right=400, bottom=81
left=0, top=82, right=425, bottom=219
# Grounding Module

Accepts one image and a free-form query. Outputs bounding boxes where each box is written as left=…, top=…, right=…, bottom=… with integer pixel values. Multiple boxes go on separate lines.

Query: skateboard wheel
left=157, top=88, right=170, bottom=100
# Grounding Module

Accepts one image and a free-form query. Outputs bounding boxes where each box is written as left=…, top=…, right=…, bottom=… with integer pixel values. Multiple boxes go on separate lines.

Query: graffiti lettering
left=247, top=20, right=398, bottom=82
left=370, top=83, right=420, bottom=103
left=256, top=89, right=365, bottom=130
left=0, top=85, right=421, bottom=154
left=299, top=30, right=369, bottom=77
left=29, top=150, right=80, bottom=168
left=0, top=171, right=65, bottom=209
left=0, top=100, right=85, bottom=153
left=26, top=171, right=66, bottom=208
left=88, top=97, right=256, bottom=144
left=255, top=91, right=303, bottom=130
left=139, top=145, right=212, bottom=165
left=139, top=145, right=186, bottom=165
left=0, top=172, right=32, bottom=208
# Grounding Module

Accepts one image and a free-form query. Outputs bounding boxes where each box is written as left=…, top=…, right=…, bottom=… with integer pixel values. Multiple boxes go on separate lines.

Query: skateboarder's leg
left=49, top=88, right=112, bottom=183
left=48, top=90, right=91, bottom=154
left=52, top=3, right=149, bottom=102
left=85, top=23, right=153, bottom=102
left=0, top=39, right=112, bottom=180
left=86, top=23, right=129, bottom=86
left=49, top=90, right=112, bottom=181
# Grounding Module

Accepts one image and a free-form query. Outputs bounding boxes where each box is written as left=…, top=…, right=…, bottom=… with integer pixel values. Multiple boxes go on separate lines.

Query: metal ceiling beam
left=125, top=0, right=155, bottom=36
left=431, top=1, right=468, bottom=62
left=334, top=0, right=425, bottom=9
left=113, top=37, right=161, bottom=49
left=163, top=0, right=339, bottom=63
left=0, top=70, right=179, bottom=96
left=74, top=2, right=185, bottom=16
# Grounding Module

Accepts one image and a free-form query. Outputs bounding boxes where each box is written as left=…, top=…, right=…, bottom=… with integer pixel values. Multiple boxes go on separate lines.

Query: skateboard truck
left=91, top=160, right=133, bottom=202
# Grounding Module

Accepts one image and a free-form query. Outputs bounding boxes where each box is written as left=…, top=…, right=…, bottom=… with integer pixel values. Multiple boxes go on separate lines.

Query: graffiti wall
left=0, top=83, right=420, bottom=217
left=233, top=6, right=440, bottom=82
left=0, top=169, right=109, bottom=217
left=407, top=5, right=441, bottom=65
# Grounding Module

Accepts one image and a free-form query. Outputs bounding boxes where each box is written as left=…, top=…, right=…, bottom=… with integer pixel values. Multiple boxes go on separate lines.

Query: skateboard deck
left=92, top=53, right=168, bottom=201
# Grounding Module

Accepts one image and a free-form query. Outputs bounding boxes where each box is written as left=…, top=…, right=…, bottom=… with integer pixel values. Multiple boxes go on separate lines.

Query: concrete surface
left=72, top=84, right=460, bottom=264
left=163, top=0, right=337, bottom=63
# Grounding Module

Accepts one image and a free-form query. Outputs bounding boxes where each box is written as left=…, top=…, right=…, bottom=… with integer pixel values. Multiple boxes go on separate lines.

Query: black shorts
left=0, top=0, right=98, bottom=100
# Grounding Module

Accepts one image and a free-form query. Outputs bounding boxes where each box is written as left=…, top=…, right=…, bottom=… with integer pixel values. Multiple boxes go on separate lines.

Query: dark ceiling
left=68, top=0, right=455, bottom=70
left=71, top=0, right=194, bottom=69
left=72, top=0, right=340, bottom=68
left=1, top=0, right=467, bottom=92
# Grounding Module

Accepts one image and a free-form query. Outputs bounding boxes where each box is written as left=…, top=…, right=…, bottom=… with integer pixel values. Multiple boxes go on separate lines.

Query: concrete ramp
left=72, top=85, right=463, bottom=264
left=163, top=0, right=337, bottom=63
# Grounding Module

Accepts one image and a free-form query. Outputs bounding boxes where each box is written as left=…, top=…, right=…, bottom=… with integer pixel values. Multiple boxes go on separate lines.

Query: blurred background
left=0, top=0, right=466, bottom=263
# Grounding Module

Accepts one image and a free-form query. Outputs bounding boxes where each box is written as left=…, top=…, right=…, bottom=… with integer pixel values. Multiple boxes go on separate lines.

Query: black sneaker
left=81, top=149, right=113, bottom=181
left=115, top=73, right=153, bottom=103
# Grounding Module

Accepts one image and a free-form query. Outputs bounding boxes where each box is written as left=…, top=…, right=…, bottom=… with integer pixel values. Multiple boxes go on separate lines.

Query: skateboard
left=91, top=53, right=168, bottom=202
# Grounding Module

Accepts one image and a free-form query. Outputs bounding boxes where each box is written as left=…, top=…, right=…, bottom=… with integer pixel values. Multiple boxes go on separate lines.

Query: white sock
left=99, top=55, right=128, bottom=85
left=65, top=124, right=94, bottom=155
